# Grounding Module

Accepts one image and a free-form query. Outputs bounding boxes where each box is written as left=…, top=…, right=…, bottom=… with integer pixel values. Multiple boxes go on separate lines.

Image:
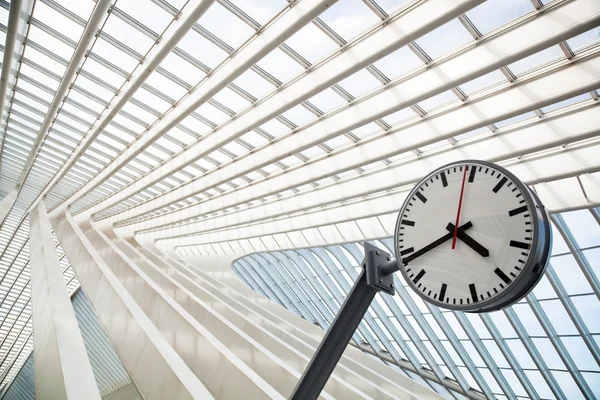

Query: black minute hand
left=403, top=221, right=473, bottom=265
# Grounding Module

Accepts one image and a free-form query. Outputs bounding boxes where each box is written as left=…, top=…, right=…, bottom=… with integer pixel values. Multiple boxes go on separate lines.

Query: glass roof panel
left=337, top=68, right=382, bottom=98
left=199, top=3, right=254, bottom=48
left=230, top=0, right=287, bottom=25
left=567, top=27, right=600, bottom=52
left=414, top=19, right=473, bottom=60
left=116, top=0, right=172, bottom=34
left=177, top=30, right=229, bottom=69
left=319, top=0, right=380, bottom=42
left=465, top=0, right=535, bottom=35
left=507, top=45, right=564, bottom=76
left=257, top=48, right=305, bottom=83
left=285, top=23, right=338, bottom=64
left=102, top=15, right=155, bottom=55
left=373, top=46, right=423, bottom=81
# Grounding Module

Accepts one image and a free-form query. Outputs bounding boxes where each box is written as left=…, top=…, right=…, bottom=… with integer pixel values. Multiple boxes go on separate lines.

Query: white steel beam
left=29, top=202, right=101, bottom=400
left=166, top=142, right=600, bottom=249
left=48, top=0, right=342, bottom=218
left=146, top=103, right=600, bottom=241
left=51, top=212, right=215, bottom=400
left=0, top=0, right=34, bottom=151
left=104, top=0, right=600, bottom=229
left=23, top=0, right=216, bottom=213
left=67, top=0, right=485, bottom=222
left=17, top=0, right=114, bottom=186
left=0, top=189, right=18, bottom=226
left=128, top=42, right=600, bottom=236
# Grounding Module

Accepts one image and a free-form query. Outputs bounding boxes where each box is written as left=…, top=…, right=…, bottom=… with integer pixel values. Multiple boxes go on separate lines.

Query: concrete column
left=29, top=202, right=101, bottom=400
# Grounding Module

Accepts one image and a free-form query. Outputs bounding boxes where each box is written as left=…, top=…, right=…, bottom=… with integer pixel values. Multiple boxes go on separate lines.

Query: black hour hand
left=446, top=223, right=489, bottom=257
left=402, top=221, right=473, bottom=265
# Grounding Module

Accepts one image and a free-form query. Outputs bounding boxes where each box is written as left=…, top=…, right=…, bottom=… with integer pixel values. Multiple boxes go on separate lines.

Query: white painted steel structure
left=0, top=0, right=597, bottom=398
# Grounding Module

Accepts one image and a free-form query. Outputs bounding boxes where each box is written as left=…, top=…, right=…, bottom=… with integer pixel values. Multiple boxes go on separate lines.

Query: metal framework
left=0, top=0, right=598, bottom=397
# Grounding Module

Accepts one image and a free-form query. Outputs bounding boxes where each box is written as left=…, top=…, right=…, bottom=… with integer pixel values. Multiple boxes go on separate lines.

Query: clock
left=393, top=160, right=552, bottom=313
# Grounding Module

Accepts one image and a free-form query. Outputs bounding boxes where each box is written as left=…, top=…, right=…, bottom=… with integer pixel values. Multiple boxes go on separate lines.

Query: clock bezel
left=393, top=159, right=552, bottom=313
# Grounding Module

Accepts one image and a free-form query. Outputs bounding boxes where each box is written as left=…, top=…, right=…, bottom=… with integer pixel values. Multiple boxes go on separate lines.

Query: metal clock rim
left=393, top=159, right=551, bottom=312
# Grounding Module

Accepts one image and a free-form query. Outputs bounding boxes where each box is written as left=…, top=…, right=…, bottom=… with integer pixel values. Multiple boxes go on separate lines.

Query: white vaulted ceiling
left=0, top=0, right=599, bottom=397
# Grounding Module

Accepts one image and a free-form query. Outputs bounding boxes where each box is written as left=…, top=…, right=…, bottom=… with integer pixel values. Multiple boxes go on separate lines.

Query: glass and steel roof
left=0, top=0, right=598, bottom=397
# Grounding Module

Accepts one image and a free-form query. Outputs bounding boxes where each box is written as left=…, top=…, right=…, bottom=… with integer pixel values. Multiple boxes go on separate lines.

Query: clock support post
left=289, top=243, right=398, bottom=400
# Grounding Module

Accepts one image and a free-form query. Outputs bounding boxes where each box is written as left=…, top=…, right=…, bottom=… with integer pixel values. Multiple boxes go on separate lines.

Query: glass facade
left=228, top=208, right=600, bottom=399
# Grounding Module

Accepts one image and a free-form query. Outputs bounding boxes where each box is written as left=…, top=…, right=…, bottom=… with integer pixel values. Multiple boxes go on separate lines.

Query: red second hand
left=452, top=165, right=468, bottom=249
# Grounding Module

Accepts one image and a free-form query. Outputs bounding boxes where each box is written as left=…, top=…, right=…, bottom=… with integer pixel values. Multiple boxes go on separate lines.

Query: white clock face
left=395, top=161, right=537, bottom=310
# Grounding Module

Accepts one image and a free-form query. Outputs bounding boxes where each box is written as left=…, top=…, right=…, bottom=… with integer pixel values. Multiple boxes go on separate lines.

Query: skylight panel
left=117, top=0, right=172, bottom=34
left=284, top=23, right=338, bottom=64
left=375, top=0, right=409, bottom=15
left=112, top=113, right=145, bottom=134
left=338, top=69, right=381, bottom=98
left=132, top=87, right=172, bottom=114
left=122, top=101, right=156, bottom=125
left=221, top=141, right=246, bottom=157
left=307, top=88, right=346, bottom=114
left=198, top=3, right=254, bottom=49
left=382, top=107, right=417, bottom=126
left=418, top=90, right=458, bottom=112
left=507, top=45, right=564, bottom=76
left=177, top=30, right=228, bottom=69
left=323, top=134, right=351, bottom=150
left=53, top=0, right=94, bottom=21
left=566, top=27, right=600, bottom=52
left=74, top=75, right=115, bottom=102
left=102, top=15, right=154, bottom=56
left=458, top=70, right=506, bottom=96
left=232, top=69, right=275, bottom=100
left=145, top=71, right=186, bottom=100
left=91, top=39, right=139, bottom=73
left=196, top=102, right=229, bottom=125
left=27, top=25, right=74, bottom=62
left=279, top=155, right=301, bottom=169
left=465, top=0, right=535, bottom=36
left=282, top=104, right=317, bottom=127
left=494, top=111, right=536, bottom=129
left=260, top=118, right=291, bottom=137
left=81, top=57, right=127, bottom=88
left=239, top=131, right=268, bottom=148
left=212, top=87, right=251, bottom=113
left=66, top=90, right=105, bottom=114
left=374, top=46, right=423, bottom=82
left=160, top=52, right=206, bottom=87
left=23, top=46, right=66, bottom=77
left=351, top=122, right=380, bottom=139
left=180, top=114, right=211, bottom=135
left=319, top=0, right=380, bottom=42
left=299, top=146, right=324, bottom=160
left=60, top=103, right=96, bottom=125
left=541, top=93, right=590, bottom=113
left=19, top=63, right=59, bottom=91
left=257, top=48, right=304, bottom=83
left=33, top=2, right=84, bottom=42
left=415, top=19, right=473, bottom=60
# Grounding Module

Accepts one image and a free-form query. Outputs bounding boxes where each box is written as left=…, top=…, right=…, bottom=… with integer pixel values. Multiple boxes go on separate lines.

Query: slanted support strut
left=289, top=243, right=398, bottom=400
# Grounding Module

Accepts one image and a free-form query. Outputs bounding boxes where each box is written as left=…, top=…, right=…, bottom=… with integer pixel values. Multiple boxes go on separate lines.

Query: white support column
left=51, top=212, right=215, bottom=400
left=29, top=202, right=101, bottom=400
left=0, top=189, right=18, bottom=226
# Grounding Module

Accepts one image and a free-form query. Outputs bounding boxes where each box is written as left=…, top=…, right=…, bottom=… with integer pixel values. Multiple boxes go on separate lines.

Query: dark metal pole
left=289, top=269, right=375, bottom=400
left=289, top=243, right=397, bottom=400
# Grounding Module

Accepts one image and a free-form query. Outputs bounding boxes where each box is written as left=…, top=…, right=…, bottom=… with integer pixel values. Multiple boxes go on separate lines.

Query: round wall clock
left=394, top=160, right=552, bottom=313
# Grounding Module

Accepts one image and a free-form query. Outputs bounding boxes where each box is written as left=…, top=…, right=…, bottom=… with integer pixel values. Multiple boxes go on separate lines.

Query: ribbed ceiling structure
left=0, top=0, right=599, bottom=397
